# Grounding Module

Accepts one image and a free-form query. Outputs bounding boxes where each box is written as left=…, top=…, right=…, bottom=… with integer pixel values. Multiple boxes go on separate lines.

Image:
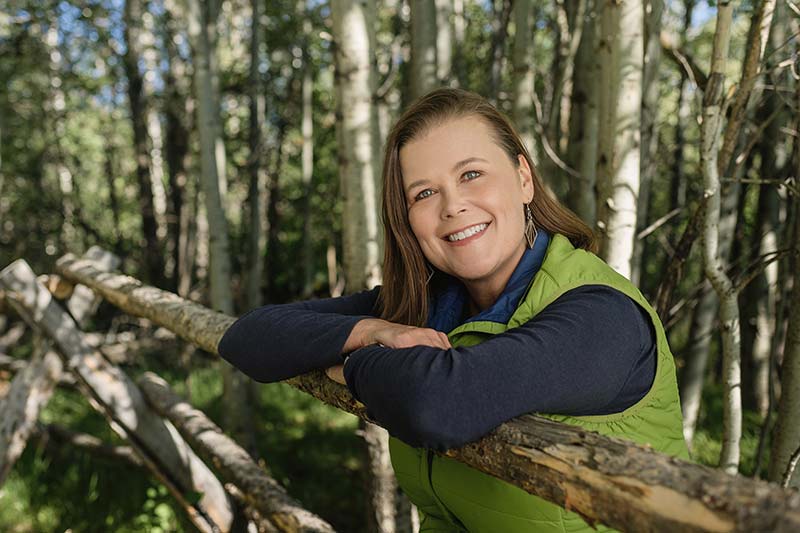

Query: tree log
left=0, top=337, right=62, bottom=484
left=139, top=372, right=335, bottom=533
left=55, top=252, right=800, bottom=532
left=0, top=259, right=233, bottom=533
left=33, top=422, right=144, bottom=469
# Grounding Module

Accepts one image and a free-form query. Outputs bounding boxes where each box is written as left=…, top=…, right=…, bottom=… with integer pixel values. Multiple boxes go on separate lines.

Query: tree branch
left=55, top=252, right=800, bottom=533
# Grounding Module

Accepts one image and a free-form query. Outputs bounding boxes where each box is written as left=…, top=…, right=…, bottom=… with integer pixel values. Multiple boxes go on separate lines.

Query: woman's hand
left=350, top=318, right=452, bottom=350
left=327, top=319, right=452, bottom=385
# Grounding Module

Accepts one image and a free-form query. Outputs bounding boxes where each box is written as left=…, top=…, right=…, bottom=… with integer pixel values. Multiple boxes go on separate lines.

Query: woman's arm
left=217, top=286, right=381, bottom=382
left=342, top=285, right=657, bottom=450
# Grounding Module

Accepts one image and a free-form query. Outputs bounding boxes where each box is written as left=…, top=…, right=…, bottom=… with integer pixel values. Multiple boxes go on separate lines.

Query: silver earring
left=525, top=203, right=538, bottom=249
left=426, top=264, right=435, bottom=284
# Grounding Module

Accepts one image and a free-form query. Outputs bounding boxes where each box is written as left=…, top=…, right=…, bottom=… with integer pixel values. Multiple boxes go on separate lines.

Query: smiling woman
left=218, top=88, right=689, bottom=533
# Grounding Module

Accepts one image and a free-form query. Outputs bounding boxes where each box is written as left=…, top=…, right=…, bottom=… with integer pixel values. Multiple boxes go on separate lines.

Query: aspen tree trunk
left=565, top=3, right=598, bottom=226
left=667, top=0, right=694, bottom=218
left=488, top=0, right=512, bottom=103
left=44, top=21, right=78, bottom=250
left=186, top=0, right=253, bottom=448
left=741, top=2, right=786, bottom=419
left=700, top=1, right=741, bottom=474
left=246, top=0, right=266, bottom=310
left=163, top=0, right=192, bottom=295
left=630, top=0, right=663, bottom=286
left=300, top=18, right=316, bottom=298
left=595, top=0, right=643, bottom=279
left=511, top=0, right=536, bottom=159
left=141, top=10, right=169, bottom=248
left=435, top=0, right=453, bottom=84
left=548, top=0, right=584, bottom=155
left=332, top=2, right=402, bottom=531
left=452, top=0, right=466, bottom=86
left=410, top=0, right=438, bottom=99
left=768, top=51, right=800, bottom=486
left=123, top=0, right=163, bottom=285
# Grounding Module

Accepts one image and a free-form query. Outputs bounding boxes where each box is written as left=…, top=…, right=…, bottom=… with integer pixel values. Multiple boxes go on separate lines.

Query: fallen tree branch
left=34, top=422, right=144, bottom=469
left=55, top=252, right=800, bottom=532
left=0, top=259, right=233, bottom=533
left=0, top=337, right=62, bottom=484
left=139, top=372, right=336, bottom=533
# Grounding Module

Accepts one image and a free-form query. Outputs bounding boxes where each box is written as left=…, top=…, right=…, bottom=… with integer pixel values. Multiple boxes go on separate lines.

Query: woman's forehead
left=399, top=117, right=505, bottom=182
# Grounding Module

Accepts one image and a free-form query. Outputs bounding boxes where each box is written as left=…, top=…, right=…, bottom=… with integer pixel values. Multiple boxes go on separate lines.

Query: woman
left=219, top=88, right=689, bottom=533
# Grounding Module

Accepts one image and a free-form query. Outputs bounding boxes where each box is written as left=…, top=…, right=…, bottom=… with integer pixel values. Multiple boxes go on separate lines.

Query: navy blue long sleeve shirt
left=217, top=285, right=657, bottom=451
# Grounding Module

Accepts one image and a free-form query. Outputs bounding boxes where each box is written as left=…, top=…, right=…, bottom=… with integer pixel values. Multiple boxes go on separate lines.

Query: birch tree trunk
left=435, top=0, right=453, bottom=84
left=410, top=0, right=438, bottom=99
left=700, top=1, right=742, bottom=475
left=332, top=2, right=401, bottom=530
left=488, top=0, right=512, bottom=103
left=630, top=0, right=663, bottom=286
left=246, top=0, right=266, bottom=310
left=565, top=3, right=598, bottom=226
left=511, top=0, right=536, bottom=159
left=186, top=0, right=253, bottom=447
left=123, top=0, right=163, bottom=285
left=300, top=9, right=316, bottom=298
left=741, top=1, right=787, bottom=419
left=594, top=0, right=643, bottom=279
left=768, top=62, right=800, bottom=487
left=163, top=0, right=192, bottom=296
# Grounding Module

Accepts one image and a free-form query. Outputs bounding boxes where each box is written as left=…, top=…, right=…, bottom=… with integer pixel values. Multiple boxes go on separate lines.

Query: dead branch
left=138, top=372, right=336, bottom=533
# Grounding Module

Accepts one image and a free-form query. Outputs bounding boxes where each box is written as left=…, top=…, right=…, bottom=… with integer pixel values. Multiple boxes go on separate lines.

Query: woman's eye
left=462, top=170, right=481, bottom=181
left=415, top=189, right=434, bottom=201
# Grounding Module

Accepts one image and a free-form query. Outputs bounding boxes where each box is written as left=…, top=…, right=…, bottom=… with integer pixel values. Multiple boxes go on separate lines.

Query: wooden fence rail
left=55, top=252, right=800, bottom=533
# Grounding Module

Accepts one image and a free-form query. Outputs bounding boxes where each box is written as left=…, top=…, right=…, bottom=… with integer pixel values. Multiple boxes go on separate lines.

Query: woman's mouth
left=444, top=222, right=490, bottom=245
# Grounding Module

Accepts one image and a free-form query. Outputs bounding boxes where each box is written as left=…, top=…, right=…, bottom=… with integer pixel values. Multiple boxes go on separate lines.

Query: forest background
left=1, top=0, right=799, bottom=532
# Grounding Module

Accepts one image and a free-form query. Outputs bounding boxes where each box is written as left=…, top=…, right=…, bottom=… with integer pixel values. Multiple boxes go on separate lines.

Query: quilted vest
left=389, top=234, right=690, bottom=533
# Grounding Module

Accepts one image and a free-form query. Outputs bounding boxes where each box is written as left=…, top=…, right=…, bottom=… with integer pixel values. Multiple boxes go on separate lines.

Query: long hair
left=378, top=88, right=596, bottom=326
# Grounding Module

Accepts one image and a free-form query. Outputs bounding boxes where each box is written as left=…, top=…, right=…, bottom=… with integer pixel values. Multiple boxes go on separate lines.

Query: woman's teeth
left=447, top=223, right=488, bottom=242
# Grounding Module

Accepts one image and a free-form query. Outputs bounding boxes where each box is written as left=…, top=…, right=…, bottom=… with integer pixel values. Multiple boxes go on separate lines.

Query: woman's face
left=400, top=115, right=534, bottom=301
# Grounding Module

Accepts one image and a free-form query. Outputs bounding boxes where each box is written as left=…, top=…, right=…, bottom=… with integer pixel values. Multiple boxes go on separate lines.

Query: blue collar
left=426, top=230, right=551, bottom=332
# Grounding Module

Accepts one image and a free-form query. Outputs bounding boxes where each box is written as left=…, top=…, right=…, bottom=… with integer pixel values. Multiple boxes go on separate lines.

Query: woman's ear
left=517, top=154, right=535, bottom=204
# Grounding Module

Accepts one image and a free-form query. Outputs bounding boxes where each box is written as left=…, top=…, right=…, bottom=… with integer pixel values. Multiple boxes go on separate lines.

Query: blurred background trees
left=1, top=0, right=798, bottom=531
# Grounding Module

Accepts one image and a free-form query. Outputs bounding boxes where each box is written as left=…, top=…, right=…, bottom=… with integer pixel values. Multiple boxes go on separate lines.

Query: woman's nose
left=440, top=190, right=468, bottom=219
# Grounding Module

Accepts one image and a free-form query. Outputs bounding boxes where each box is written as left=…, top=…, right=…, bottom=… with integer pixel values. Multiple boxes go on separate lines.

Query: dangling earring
left=525, top=203, right=538, bottom=249
left=426, top=264, right=435, bottom=284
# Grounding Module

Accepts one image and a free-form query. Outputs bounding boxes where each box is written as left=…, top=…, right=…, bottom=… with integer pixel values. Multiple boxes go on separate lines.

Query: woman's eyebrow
left=405, top=157, right=489, bottom=192
left=451, top=157, right=488, bottom=173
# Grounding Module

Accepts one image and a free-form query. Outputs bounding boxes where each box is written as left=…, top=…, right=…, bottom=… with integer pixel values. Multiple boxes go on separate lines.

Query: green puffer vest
left=389, top=234, right=690, bottom=533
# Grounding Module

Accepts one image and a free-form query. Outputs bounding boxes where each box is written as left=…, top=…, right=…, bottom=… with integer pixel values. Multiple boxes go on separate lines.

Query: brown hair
left=377, top=88, right=596, bottom=326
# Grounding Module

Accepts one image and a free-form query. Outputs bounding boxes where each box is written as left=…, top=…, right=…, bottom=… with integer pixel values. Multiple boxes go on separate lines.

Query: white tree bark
left=595, top=0, right=643, bottom=279
left=511, top=0, right=536, bottom=158
left=700, top=1, right=741, bottom=475
left=0, top=336, right=62, bottom=485
left=332, top=0, right=382, bottom=292
left=630, top=0, right=663, bottom=286
left=410, top=0, right=438, bottom=99
left=435, top=0, right=453, bottom=84
left=186, top=0, right=252, bottom=444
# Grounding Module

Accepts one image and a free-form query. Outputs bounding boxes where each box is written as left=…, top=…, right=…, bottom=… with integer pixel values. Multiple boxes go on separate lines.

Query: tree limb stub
left=55, top=252, right=800, bottom=533
left=138, top=372, right=336, bottom=533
